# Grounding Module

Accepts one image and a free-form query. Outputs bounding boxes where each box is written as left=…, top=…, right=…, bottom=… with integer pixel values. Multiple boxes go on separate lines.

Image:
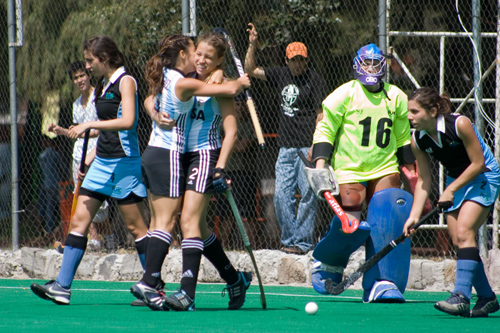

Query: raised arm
left=244, top=23, right=267, bottom=80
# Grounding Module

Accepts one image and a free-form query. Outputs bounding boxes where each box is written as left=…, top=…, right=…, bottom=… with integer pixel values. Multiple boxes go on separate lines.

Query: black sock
left=203, top=233, right=238, bottom=285
left=180, top=237, right=203, bottom=299
left=142, top=230, right=171, bottom=287
left=135, top=235, right=148, bottom=255
left=135, top=235, right=148, bottom=270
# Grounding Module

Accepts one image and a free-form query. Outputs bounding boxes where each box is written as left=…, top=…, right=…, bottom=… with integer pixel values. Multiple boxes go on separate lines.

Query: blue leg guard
left=362, top=188, right=412, bottom=303
left=312, top=215, right=371, bottom=294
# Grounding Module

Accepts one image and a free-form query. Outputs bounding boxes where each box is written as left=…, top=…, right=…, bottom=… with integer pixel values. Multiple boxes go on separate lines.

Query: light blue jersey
left=186, top=96, right=222, bottom=152
left=148, top=68, right=194, bottom=152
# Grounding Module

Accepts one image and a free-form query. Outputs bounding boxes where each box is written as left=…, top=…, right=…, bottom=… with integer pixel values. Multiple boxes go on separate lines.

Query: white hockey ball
left=305, top=301, right=318, bottom=315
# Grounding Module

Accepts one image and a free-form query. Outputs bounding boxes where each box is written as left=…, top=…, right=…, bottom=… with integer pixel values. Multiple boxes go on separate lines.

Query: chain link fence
left=0, top=1, right=498, bottom=258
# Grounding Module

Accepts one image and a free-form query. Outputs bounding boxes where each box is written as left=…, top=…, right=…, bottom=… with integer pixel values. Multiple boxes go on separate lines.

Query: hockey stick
left=226, top=189, right=267, bottom=309
left=324, top=201, right=452, bottom=295
left=297, top=150, right=359, bottom=233
left=53, top=129, right=90, bottom=253
left=213, top=27, right=265, bottom=149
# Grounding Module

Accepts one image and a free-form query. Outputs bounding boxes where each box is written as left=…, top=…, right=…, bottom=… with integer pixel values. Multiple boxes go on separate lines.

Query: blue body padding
left=311, top=260, right=343, bottom=294
left=362, top=188, right=412, bottom=295
left=313, top=216, right=371, bottom=267
left=312, top=215, right=371, bottom=294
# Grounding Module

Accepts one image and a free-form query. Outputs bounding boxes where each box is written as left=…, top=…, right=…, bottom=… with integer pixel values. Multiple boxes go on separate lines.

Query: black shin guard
left=142, top=236, right=170, bottom=287
left=203, top=233, right=238, bottom=285
left=180, top=238, right=203, bottom=299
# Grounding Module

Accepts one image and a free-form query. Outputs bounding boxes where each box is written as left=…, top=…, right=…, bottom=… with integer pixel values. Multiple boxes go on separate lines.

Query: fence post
left=471, top=0, right=488, bottom=259
left=494, top=0, right=500, bottom=251
left=8, top=0, right=21, bottom=251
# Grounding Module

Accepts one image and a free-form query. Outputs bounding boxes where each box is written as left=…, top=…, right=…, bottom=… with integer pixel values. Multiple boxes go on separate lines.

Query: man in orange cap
left=245, top=23, right=327, bottom=255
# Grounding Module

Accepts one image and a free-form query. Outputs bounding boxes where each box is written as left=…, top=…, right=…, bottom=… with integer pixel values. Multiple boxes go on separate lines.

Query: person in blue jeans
left=245, top=23, right=327, bottom=254
left=37, top=135, right=63, bottom=235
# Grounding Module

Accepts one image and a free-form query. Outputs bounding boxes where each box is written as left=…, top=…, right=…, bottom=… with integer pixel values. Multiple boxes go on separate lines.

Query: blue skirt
left=446, top=170, right=500, bottom=212
left=82, top=156, right=147, bottom=199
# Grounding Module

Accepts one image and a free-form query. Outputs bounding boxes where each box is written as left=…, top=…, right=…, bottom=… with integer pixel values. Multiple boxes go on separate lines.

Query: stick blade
left=325, top=271, right=361, bottom=295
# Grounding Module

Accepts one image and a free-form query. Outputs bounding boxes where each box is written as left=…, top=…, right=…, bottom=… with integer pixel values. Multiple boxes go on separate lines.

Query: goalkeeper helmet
left=353, top=43, right=386, bottom=86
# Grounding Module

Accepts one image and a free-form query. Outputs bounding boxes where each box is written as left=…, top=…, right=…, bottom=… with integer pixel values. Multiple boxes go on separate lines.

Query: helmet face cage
left=352, top=44, right=386, bottom=86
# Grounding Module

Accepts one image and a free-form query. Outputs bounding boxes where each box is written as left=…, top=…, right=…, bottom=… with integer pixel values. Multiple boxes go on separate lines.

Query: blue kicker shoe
left=223, top=271, right=252, bottom=310
left=164, top=289, right=195, bottom=311
left=363, top=280, right=405, bottom=303
left=434, top=291, right=470, bottom=317
left=31, top=280, right=71, bottom=305
left=130, top=280, right=168, bottom=311
left=471, top=294, right=500, bottom=317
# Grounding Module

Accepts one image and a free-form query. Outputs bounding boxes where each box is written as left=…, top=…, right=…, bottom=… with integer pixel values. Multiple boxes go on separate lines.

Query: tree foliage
left=1, top=0, right=498, bottom=110
left=16, top=0, right=181, bottom=105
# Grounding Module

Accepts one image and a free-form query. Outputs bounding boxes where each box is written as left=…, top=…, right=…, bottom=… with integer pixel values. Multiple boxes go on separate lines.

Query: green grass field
left=1, top=279, right=498, bottom=332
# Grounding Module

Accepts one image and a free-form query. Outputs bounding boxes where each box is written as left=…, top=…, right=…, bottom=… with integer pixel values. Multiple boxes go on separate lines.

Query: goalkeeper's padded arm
left=312, top=142, right=333, bottom=163
left=396, top=144, right=415, bottom=165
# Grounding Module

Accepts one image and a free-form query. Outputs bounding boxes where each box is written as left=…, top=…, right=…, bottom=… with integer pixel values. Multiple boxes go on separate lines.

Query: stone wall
left=1, top=247, right=499, bottom=292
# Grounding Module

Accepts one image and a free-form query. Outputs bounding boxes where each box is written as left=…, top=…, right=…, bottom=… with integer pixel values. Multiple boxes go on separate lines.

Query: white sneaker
left=88, top=239, right=101, bottom=251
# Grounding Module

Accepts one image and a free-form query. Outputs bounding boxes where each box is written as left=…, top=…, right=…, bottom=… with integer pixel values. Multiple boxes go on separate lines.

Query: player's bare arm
left=215, top=97, right=237, bottom=170
left=440, top=116, right=486, bottom=203
left=244, top=23, right=266, bottom=80
left=67, top=77, right=137, bottom=138
left=144, top=95, right=175, bottom=130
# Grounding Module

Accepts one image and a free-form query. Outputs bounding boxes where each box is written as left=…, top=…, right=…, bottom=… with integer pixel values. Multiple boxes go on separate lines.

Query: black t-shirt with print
left=264, top=66, right=327, bottom=148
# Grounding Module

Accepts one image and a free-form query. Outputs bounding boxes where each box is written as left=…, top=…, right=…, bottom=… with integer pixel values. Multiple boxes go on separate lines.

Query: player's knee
left=339, top=184, right=365, bottom=210
left=125, top=222, right=147, bottom=238
left=69, top=215, right=91, bottom=235
left=340, top=193, right=363, bottom=210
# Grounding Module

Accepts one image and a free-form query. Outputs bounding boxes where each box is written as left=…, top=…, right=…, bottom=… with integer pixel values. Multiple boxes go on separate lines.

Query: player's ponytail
left=144, top=54, right=164, bottom=96
left=408, top=87, right=451, bottom=116
left=437, top=93, right=451, bottom=115
left=145, top=34, right=193, bottom=96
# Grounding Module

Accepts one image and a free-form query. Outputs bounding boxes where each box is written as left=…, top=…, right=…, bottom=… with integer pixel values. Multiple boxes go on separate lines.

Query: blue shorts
left=446, top=171, right=500, bottom=212
left=82, top=156, right=147, bottom=199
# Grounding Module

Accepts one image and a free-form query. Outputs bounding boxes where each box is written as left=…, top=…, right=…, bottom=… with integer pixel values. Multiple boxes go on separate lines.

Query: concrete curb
left=1, top=247, right=499, bottom=292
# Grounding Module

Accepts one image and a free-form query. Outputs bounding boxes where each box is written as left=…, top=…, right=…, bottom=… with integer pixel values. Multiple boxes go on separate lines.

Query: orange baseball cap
left=286, top=42, right=308, bottom=59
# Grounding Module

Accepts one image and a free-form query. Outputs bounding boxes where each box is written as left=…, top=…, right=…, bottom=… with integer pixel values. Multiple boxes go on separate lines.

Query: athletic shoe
left=30, top=280, right=70, bottom=305
left=130, top=280, right=168, bottom=311
left=471, top=294, right=500, bottom=317
left=130, top=299, right=147, bottom=306
left=87, top=239, right=101, bottom=251
left=223, top=271, right=252, bottom=310
left=434, top=291, right=470, bottom=317
left=164, top=289, right=195, bottom=311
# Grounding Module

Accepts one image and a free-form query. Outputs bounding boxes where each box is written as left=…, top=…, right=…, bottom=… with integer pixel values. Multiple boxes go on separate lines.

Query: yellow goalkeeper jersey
left=313, top=80, right=411, bottom=184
